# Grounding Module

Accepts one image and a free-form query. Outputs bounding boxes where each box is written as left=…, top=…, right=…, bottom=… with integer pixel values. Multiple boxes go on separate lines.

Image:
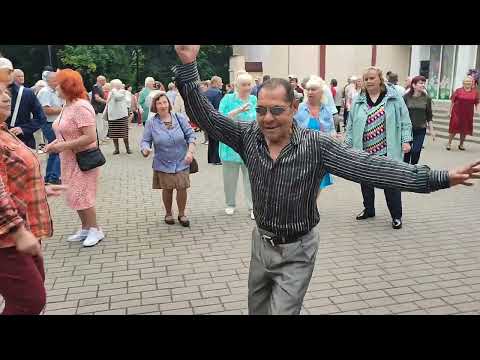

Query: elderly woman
left=105, top=79, right=131, bottom=154
left=218, top=72, right=256, bottom=219
left=446, top=76, right=479, bottom=151
left=295, top=76, right=336, bottom=190
left=403, top=75, right=435, bottom=164
left=0, top=82, right=67, bottom=314
left=45, top=69, right=105, bottom=247
left=138, top=77, right=155, bottom=125
left=345, top=66, right=412, bottom=230
left=141, top=92, right=196, bottom=227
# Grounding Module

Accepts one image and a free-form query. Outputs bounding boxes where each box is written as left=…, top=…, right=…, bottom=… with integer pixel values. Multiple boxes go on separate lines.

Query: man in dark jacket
left=5, top=63, right=46, bottom=149
left=204, top=75, right=223, bottom=165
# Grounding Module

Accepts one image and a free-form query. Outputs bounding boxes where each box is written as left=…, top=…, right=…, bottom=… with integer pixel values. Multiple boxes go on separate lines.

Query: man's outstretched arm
left=319, top=135, right=479, bottom=193
left=173, top=45, right=249, bottom=155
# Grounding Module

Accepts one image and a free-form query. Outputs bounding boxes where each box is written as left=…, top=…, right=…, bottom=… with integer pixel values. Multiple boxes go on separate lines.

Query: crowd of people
left=0, top=46, right=479, bottom=315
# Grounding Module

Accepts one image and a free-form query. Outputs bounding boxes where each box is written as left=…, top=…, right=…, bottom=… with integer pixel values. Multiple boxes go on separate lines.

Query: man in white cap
left=1, top=57, right=46, bottom=149
left=0, top=58, right=14, bottom=85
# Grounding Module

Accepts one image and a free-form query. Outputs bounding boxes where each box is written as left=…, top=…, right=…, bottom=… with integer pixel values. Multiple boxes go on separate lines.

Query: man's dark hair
left=330, top=79, right=338, bottom=86
left=262, top=75, right=271, bottom=82
left=387, top=72, right=399, bottom=84
left=257, top=78, right=294, bottom=104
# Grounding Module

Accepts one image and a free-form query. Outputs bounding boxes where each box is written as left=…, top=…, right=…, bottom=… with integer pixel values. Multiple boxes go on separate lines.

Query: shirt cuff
left=172, top=61, right=200, bottom=84
left=428, top=169, right=450, bottom=191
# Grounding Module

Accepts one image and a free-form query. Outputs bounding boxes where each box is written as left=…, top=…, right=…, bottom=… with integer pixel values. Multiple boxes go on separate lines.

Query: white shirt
left=37, top=86, right=65, bottom=122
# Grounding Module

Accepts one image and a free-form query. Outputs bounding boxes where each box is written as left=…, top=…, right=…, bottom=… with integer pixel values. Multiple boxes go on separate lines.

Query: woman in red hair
left=45, top=69, right=105, bottom=247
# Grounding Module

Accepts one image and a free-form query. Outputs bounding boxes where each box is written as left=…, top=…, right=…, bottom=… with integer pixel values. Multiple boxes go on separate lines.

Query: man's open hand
left=174, top=45, right=200, bottom=65
left=449, top=160, right=480, bottom=186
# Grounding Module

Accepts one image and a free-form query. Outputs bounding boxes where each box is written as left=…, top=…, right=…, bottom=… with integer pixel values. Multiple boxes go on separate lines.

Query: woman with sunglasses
left=218, top=72, right=256, bottom=219
left=294, top=76, right=336, bottom=190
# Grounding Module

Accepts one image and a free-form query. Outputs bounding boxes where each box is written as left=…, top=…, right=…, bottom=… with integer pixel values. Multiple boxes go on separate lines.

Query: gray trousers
left=248, top=226, right=320, bottom=315
left=96, top=113, right=108, bottom=140
left=222, top=162, right=253, bottom=210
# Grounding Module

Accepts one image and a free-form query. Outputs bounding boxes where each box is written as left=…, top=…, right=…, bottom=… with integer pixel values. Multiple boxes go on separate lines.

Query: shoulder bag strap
left=11, top=86, right=24, bottom=127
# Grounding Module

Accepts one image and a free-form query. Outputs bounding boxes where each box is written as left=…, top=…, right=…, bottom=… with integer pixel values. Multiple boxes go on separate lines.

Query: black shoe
left=392, top=219, right=402, bottom=229
left=356, top=209, right=375, bottom=220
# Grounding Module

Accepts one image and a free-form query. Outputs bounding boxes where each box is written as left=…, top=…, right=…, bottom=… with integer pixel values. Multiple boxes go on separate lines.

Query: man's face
left=215, top=79, right=223, bottom=89
left=98, top=77, right=106, bottom=86
left=47, top=73, right=57, bottom=89
left=257, top=86, right=294, bottom=144
left=289, top=78, right=298, bottom=88
left=14, top=70, right=24, bottom=85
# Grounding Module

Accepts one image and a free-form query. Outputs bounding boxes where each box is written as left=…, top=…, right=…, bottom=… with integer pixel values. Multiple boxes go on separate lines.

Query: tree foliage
left=0, top=45, right=232, bottom=91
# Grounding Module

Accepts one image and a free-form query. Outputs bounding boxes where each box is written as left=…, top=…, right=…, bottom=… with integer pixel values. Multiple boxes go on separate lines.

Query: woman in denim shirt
left=218, top=72, right=256, bottom=220
left=294, top=76, right=337, bottom=190
left=141, top=92, right=196, bottom=227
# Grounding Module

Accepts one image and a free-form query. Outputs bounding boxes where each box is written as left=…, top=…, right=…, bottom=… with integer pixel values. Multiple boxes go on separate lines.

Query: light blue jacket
left=294, top=102, right=335, bottom=134
left=345, top=85, right=412, bottom=162
left=218, top=93, right=257, bottom=163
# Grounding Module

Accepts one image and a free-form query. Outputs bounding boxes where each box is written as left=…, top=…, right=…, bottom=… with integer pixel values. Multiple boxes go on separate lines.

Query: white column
left=453, top=45, right=477, bottom=90
left=409, top=45, right=421, bottom=76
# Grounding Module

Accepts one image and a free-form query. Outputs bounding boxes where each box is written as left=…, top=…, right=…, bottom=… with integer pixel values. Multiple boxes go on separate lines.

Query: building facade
left=230, top=45, right=411, bottom=88
left=409, top=45, right=480, bottom=100
left=230, top=45, right=480, bottom=101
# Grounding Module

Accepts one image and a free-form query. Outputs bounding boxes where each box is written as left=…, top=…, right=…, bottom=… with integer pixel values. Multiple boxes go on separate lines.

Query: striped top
left=173, top=61, right=450, bottom=237
left=363, top=103, right=387, bottom=155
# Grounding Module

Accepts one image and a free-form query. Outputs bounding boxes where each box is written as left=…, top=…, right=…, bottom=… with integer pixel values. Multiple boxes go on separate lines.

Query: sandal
left=458, top=145, right=466, bottom=151
left=164, top=215, right=175, bottom=225
left=446, top=144, right=451, bottom=151
left=178, top=215, right=190, bottom=227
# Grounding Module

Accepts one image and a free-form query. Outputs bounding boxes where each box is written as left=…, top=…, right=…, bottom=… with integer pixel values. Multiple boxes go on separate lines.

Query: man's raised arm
left=173, top=45, right=248, bottom=155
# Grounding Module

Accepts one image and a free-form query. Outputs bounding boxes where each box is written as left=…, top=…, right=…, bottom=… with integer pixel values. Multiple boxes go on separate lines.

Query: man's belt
left=258, top=228, right=309, bottom=247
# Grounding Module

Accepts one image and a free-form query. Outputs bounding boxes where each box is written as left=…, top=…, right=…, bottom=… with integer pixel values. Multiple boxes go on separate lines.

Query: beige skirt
left=153, top=169, right=190, bottom=190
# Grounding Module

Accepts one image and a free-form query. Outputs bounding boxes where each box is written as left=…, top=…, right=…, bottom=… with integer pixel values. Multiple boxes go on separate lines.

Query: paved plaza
left=31, top=127, right=480, bottom=314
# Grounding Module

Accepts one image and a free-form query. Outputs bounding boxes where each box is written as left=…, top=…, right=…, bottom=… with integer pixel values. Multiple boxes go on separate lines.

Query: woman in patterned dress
left=345, top=67, right=412, bottom=230
left=45, top=69, right=104, bottom=247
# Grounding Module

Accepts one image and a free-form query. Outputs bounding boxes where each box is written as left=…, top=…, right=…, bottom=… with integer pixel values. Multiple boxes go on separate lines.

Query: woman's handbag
left=176, top=113, right=198, bottom=174
left=58, top=107, right=106, bottom=172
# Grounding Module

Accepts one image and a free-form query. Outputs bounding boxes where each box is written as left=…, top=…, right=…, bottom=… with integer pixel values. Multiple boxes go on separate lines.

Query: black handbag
left=175, top=113, right=198, bottom=174
left=58, top=107, right=106, bottom=172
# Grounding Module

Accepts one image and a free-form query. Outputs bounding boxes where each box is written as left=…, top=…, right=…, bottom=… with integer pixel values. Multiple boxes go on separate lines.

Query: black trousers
left=343, top=110, right=349, bottom=128
left=360, top=183, right=402, bottom=220
left=208, top=137, right=221, bottom=164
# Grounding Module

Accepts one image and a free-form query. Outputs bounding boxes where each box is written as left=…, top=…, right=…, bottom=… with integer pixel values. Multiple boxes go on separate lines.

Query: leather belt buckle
left=262, top=234, right=276, bottom=247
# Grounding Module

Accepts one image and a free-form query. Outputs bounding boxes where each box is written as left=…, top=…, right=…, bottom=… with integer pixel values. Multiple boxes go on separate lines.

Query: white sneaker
left=225, top=207, right=235, bottom=215
left=250, top=210, right=255, bottom=220
left=67, top=229, right=89, bottom=242
left=82, top=228, right=105, bottom=247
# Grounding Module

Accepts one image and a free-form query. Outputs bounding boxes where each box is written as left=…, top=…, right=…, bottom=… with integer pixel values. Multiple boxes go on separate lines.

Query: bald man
left=13, top=69, right=24, bottom=86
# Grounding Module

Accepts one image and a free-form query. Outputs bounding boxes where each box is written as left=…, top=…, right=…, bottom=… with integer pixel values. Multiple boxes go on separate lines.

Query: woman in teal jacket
left=345, top=66, right=412, bottom=230
left=218, top=72, right=256, bottom=220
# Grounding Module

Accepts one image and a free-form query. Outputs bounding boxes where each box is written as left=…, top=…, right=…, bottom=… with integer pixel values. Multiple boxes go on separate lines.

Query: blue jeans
left=404, top=128, right=426, bottom=165
left=41, top=122, right=61, bottom=182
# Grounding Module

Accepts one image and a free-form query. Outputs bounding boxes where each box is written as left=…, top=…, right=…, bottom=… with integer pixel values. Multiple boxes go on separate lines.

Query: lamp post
left=47, top=45, right=53, bottom=67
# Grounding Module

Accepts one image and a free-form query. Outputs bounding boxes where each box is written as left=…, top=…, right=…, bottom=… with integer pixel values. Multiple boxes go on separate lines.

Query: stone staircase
left=432, top=100, right=480, bottom=144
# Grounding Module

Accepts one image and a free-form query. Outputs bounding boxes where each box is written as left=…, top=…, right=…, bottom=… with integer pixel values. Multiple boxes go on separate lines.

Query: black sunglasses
left=255, top=105, right=289, bottom=116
